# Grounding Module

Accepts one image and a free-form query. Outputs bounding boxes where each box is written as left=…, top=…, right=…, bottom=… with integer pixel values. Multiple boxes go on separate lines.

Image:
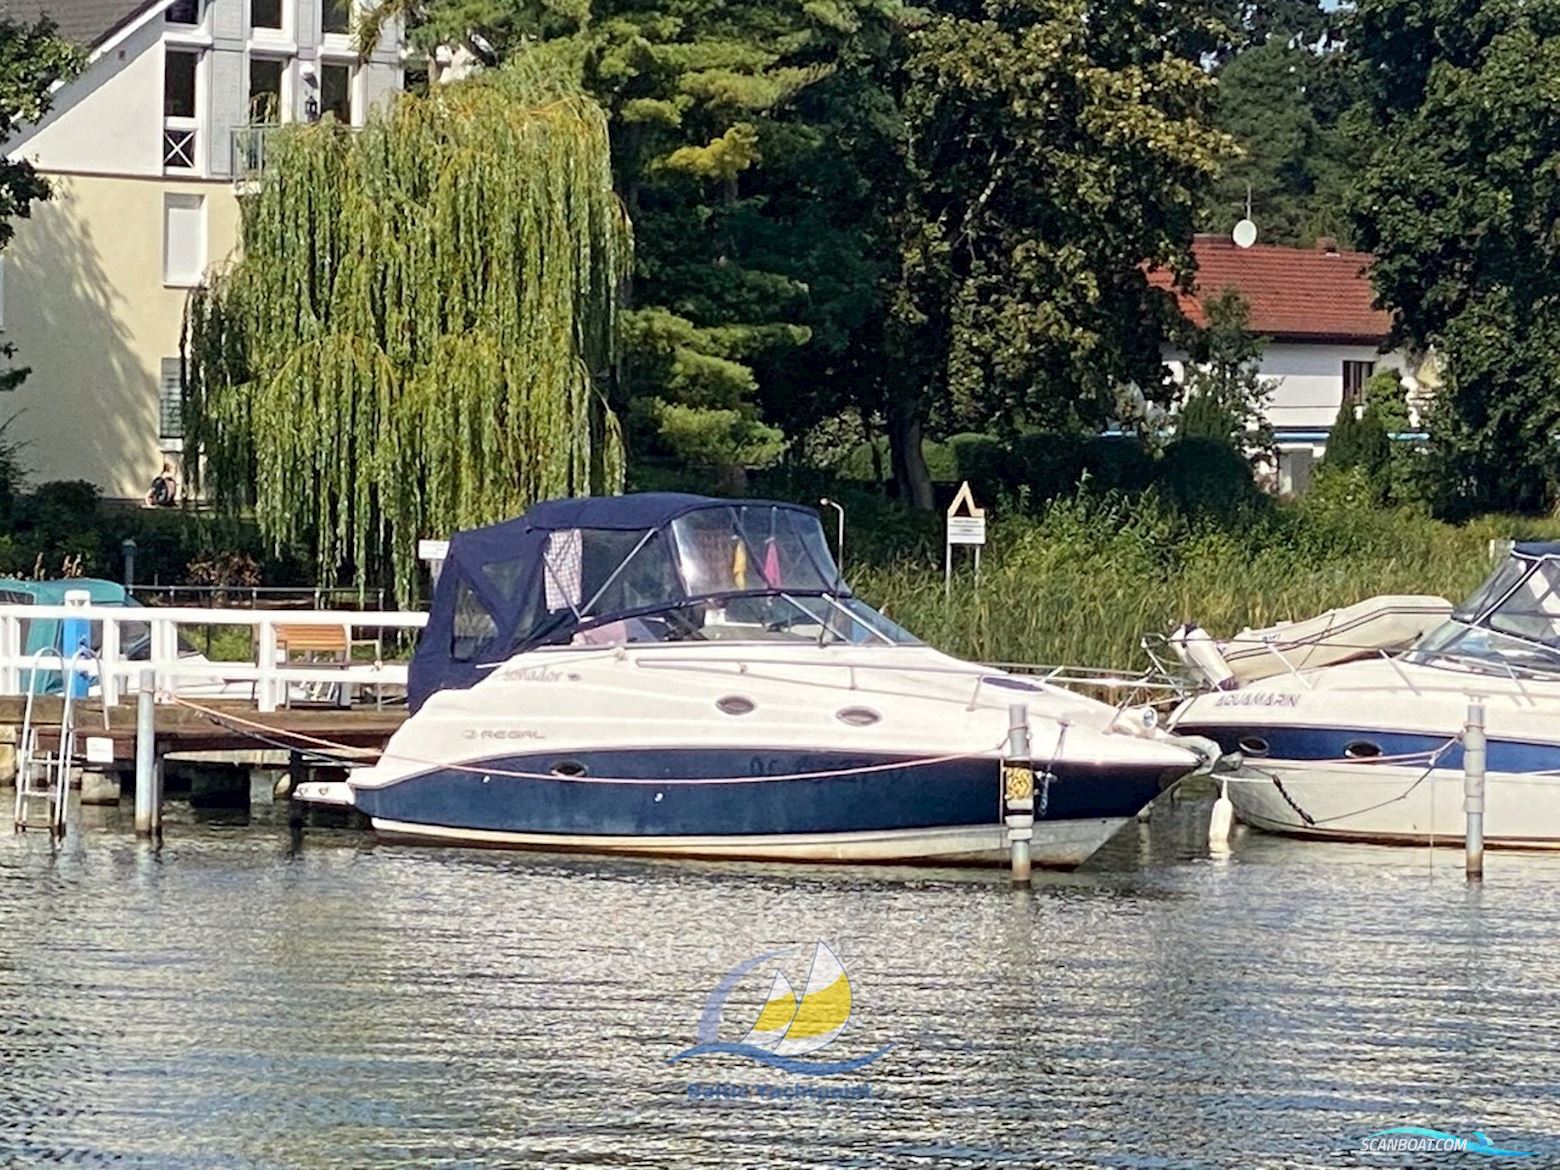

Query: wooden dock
left=0, top=696, right=406, bottom=759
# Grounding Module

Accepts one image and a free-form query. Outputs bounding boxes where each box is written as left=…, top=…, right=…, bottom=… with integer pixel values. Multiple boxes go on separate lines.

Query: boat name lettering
left=1213, top=692, right=1300, bottom=708
left=461, top=728, right=545, bottom=740
left=499, top=667, right=572, bottom=683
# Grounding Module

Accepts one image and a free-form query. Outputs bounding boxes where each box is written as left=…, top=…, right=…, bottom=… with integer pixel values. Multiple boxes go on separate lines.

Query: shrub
left=1158, top=437, right=1264, bottom=516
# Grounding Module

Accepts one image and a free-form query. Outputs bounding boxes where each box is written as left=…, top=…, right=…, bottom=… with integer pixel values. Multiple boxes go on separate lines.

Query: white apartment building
left=0, top=0, right=402, bottom=498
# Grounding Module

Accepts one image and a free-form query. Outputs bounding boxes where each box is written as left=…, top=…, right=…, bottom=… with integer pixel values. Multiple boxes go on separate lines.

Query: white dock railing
left=0, top=604, right=429, bottom=713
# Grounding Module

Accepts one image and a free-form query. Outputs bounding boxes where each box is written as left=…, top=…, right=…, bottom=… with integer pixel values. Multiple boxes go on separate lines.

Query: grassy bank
left=845, top=474, right=1560, bottom=670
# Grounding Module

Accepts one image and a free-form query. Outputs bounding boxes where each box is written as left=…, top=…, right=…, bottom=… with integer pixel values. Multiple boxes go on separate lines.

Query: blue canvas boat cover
left=409, top=494, right=843, bottom=710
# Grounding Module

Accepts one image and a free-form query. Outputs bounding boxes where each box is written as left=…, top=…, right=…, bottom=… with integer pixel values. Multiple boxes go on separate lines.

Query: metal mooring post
left=133, top=668, right=160, bottom=838
left=1464, top=698, right=1486, bottom=881
left=1004, top=702, right=1034, bottom=885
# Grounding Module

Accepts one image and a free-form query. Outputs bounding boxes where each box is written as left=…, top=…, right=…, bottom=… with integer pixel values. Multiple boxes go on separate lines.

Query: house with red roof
left=1149, top=234, right=1429, bottom=493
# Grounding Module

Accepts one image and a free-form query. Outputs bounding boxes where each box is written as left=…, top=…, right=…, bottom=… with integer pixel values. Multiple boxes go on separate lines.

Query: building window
left=322, top=0, right=351, bottom=35
left=162, top=194, right=206, bottom=286
left=164, top=49, right=198, bottom=118
left=159, top=359, right=184, bottom=440
left=167, top=0, right=202, bottom=24
left=251, top=0, right=282, bottom=31
left=163, top=127, right=197, bottom=169
left=164, top=48, right=200, bottom=171
left=249, top=56, right=284, bottom=122
left=1342, top=360, right=1374, bottom=407
left=319, top=62, right=352, bottom=123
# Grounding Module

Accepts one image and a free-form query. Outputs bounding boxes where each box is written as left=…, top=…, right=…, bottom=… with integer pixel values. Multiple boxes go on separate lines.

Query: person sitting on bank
left=145, top=462, right=179, bottom=507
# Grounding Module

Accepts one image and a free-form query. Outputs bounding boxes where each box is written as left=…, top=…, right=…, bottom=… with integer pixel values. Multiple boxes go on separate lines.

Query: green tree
left=1176, top=288, right=1276, bottom=451
left=372, top=0, right=900, bottom=481
left=0, top=17, right=81, bottom=392
left=1363, top=367, right=1409, bottom=433
left=883, top=0, right=1232, bottom=508
left=1202, top=37, right=1364, bottom=246
left=1319, top=400, right=1392, bottom=500
left=1350, top=0, right=1560, bottom=514
left=183, top=67, right=628, bottom=598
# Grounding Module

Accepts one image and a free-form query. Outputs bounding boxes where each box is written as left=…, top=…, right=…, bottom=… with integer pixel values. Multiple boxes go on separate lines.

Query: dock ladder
left=12, top=647, right=104, bottom=837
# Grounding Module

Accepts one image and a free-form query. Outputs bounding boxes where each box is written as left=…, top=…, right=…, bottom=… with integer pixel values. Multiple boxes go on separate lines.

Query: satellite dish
left=1233, top=219, right=1258, bottom=249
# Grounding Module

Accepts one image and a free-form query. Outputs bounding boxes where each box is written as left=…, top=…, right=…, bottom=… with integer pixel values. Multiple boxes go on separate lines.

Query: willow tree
left=184, top=65, right=630, bottom=599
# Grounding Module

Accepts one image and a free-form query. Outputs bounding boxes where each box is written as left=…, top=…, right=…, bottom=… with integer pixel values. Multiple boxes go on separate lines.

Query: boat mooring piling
left=133, top=669, right=161, bottom=838
left=1004, top=702, right=1034, bottom=885
left=1464, top=698, right=1486, bottom=881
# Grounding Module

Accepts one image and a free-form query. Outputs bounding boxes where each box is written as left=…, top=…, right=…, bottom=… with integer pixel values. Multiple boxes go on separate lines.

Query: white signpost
left=419, top=538, right=450, bottom=587
left=945, top=481, right=987, bottom=596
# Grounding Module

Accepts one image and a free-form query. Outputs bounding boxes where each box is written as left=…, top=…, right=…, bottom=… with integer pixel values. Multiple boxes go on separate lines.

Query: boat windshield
left=566, top=591, right=921, bottom=648
left=1407, top=554, right=1560, bottom=676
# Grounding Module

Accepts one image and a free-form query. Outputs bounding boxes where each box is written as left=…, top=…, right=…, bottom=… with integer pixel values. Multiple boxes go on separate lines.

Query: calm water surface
left=2, top=795, right=1558, bottom=1169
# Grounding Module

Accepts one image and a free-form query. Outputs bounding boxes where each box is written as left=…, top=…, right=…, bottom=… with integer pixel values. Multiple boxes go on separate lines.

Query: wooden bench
left=269, top=622, right=380, bottom=708
left=275, top=623, right=352, bottom=657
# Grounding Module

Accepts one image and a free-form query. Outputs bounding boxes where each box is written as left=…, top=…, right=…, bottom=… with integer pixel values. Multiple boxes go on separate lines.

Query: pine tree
left=372, top=0, right=894, bottom=478
left=1176, top=288, right=1276, bottom=452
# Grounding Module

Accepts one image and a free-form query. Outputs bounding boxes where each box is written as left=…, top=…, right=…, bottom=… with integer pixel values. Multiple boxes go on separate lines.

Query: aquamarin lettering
left=1213, top=691, right=1300, bottom=708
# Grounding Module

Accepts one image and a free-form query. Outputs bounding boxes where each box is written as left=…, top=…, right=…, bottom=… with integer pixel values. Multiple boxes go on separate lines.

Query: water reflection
left=2, top=800, right=1559, bottom=1167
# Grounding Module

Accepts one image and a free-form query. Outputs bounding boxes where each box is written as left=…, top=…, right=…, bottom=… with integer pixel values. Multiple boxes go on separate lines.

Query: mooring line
left=1238, top=736, right=1463, bottom=827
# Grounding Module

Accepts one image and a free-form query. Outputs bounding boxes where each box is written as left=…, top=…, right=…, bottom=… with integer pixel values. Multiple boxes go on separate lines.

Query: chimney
left=1316, top=236, right=1339, bottom=255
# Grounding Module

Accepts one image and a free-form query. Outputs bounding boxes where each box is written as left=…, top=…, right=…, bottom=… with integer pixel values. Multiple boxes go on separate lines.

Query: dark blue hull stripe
left=353, top=749, right=1178, bottom=837
left=1179, top=724, right=1560, bottom=774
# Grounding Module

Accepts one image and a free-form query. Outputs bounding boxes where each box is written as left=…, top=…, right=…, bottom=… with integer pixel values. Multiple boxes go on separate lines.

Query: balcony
left=231, top=124, right=279, bottom=186
left=230, top=123, right=361, bottom=188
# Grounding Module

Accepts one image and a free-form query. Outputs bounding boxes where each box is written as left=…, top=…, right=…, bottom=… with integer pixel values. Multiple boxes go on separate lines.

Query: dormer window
left=166, top=0, right=202, bottom=25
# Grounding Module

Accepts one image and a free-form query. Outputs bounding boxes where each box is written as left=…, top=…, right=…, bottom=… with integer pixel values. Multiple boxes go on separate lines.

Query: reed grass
left=847, top=476, right=1560, bottom=670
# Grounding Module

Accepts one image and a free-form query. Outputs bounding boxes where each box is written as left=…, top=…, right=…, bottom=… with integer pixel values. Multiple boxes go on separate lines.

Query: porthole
left=1344, top=740, right=1382, bottom=760
left=716, top=695, right=756, bottom=716
left=1238, top=736, right=1270, bottom=758
left=551, top=759, right=588, bottom=778
left=836, top=706, right=882, bottom=727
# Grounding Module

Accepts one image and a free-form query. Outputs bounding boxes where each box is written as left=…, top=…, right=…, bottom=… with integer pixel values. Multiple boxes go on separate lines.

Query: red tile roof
left=1149, top=234, right=1391, bottom=344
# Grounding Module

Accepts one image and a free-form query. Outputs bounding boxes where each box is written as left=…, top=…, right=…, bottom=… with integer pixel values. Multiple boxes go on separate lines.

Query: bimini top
left=409, top=493, right=910, bottom=710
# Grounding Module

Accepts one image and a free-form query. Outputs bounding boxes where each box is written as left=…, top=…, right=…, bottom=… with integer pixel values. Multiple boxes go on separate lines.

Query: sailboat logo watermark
left=1360, top=1127, right=1535, bottom=1157
left=669, top=941, right=892, bottom=1095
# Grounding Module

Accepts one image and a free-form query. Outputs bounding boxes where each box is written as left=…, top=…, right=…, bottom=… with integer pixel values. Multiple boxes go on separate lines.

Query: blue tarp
left=408, top=494, right=839, bottom=711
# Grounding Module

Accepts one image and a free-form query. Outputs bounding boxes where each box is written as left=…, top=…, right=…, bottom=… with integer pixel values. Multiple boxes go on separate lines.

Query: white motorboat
left=1168, top=542, right=1560, bottom=848
left=304, top=493, right=1214, bottom=867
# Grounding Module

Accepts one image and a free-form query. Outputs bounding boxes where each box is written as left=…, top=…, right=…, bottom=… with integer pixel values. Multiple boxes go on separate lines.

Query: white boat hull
left=1228, top=760, right=1560, bottom=849
left=369, top=815, right=1133, bottom=867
